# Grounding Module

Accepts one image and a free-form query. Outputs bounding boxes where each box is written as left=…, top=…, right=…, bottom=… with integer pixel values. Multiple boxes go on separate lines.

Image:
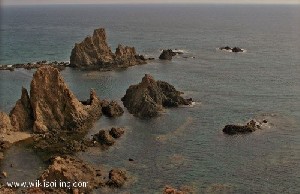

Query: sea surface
left=0, top=4, right=300, bottom=193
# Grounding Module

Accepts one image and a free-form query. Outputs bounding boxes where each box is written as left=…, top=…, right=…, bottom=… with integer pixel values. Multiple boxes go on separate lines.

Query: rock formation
left=0, top=112, right=13, bottom=133
left=39, top=155, right=105, bottom=193
left=159, top=49, right=176, bottom=60
left=101, top=100, right=124, bottom=117
left=106, top=169, right=127, bottom=188
left=30, top=66, right=102, bottom=133
left=109, top=127, right=125, bottom=139
left=9, top=87, right=33, bottom=131
left=223, top=119, right=268, bottom=135
left=70, top=28, right=147, bottom=70
left=122, top=74, right=192, bottom=118
left=219, top=46, right=244, bottom=53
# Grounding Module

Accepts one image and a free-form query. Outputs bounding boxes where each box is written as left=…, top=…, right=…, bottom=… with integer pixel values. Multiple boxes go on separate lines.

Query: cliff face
left=30, top=66, right=102, bottom=133
left=9, top=87, right=33, bottom=131
left=121, top=74, right=191, bottom=118
left=70, top=28, right=146, bottom=70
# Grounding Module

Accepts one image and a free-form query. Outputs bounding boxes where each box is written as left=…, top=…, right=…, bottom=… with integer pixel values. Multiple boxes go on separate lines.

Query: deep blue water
left=0, top=4, right=300, bottom=193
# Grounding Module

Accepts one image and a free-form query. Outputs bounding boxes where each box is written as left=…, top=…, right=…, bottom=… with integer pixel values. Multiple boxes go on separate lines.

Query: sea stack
left=122, top=74, right=192, bottom=118
left=70, top=28, right=147, bottom=70
left=30, top=66, right=102, bottom=133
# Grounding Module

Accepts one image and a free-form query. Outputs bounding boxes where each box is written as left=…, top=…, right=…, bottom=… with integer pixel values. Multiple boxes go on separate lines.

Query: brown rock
left=9, top=87, right=34, bottom=131
left=106, top=169, right=127, bottom=188
left=0, top=112, right=13, bottom=133
left=93, top=130, right=115, bottom=146
left=39, top=155, right=105, bottom=193
left=101, top=100, right=124, bottom=117
left=30, top=66, right=101, bottom=133
left=109, top=127, right=125, bottom=139
left=70, top=28, right=146, bottom=70
left=159, top=49, right=176, bottom=60
left=122, top=74, right=191, bottom=118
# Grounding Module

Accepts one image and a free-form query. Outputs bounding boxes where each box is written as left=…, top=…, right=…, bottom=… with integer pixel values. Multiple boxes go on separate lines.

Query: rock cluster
left=38, top=155, right=127, bottom=192
left=219, top=46, right=244, bottom=53
left=70, top=28, right=147, bottom=70
left=122, top=74, right=192, bottom=118
left=223, top=119, right=268, bottom=135
left=0, top=61, right=69, bottom=71
left=92, top=127, right=125, bottom=147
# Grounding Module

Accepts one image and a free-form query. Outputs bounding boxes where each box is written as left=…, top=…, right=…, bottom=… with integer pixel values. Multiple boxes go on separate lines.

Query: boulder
left=39, top=155, right=105, bottom=193
left=223, top=119, right=267, bottom=135
left=101, top=100, right=124, bottom=117
left=106, top=169, right=127, bottom=188
left=122, top=74, right=191, bottom=118
left=93, top=130, right=115, bottom=146
left=70, top=28, right=146, bottom=70
left=109, top=127, right=125, bottom=139
left=9, top=87, right=33, bottom=131
left=231, top=47, right=243, bottom=53
left=30, top=66, right=102, bottom=133
left=159, top=49, right=176, bottom=60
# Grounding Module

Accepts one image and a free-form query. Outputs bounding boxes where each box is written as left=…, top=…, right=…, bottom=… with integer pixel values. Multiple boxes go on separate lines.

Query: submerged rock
left=70, top=28, right=146, bottom=70
left=122, top=74, right=191, bottom=118
left=159, top=49, right=176, bottom=60
left=30, top=66, right=102, bottom=133
left=223, top=119, right=268, bottom=135
left=219, top=46, right=244, bottom=53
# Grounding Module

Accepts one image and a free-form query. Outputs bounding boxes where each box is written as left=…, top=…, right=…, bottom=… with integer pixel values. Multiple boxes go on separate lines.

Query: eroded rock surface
left=0, top=112, right=13, bottom=133
left=70, top=28, right=146, bottom=70
left=101, top=100, right=124, bottom=117
left=39, top=155, right=105, bottom=193
left=30, top=66, right=102, bottom=133
left=9, top=87, right=33, bottom=131
left=122, top=74, right=192, bottom=118
left=106, top=169, right=127, bottom=188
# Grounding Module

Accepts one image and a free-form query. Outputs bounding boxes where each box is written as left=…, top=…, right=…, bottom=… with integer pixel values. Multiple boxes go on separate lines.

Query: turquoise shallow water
left=1, top=4, right=300, bottom=193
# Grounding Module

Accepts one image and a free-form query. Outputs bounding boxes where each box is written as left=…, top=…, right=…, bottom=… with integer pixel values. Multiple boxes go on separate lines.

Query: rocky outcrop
left=109, top=127, right=125, bottom=139
left=159, top=49, right=176, bottom=60
left=106, top=169, right=127, bottom=188
left=223, top=119, right=268, bottom=135
left=70, top=28, right=147, bottom=70
left=92, top=127, right=125, bottom=147
left=9, top=87, right=33, bottom=131
left=101, top=100, right=124, bottom=117
left=93, top=130, right=116, bottom=146
left=30, top=66, right=102, bottom=133
left=39, top=155, right=105, bottom=193
left=122, top=74, right=192, bottom=118
left=219, top=46, right=244, bottom=53
left=0, top=112, right=13, bottom=133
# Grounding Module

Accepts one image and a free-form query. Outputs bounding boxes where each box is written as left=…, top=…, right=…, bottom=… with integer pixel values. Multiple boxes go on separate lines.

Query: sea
left=0, top=4, right=300, bottom=193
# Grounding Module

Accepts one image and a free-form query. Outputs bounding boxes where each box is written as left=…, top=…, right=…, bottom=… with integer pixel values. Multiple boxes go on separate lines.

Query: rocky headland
left=70, top=28, right=148, bottom=70
left=122, top=74, right=192, bottom=118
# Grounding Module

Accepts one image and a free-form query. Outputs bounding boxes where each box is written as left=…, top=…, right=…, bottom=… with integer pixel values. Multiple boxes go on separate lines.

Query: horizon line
left=2, top=2, right=300, bottom=6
